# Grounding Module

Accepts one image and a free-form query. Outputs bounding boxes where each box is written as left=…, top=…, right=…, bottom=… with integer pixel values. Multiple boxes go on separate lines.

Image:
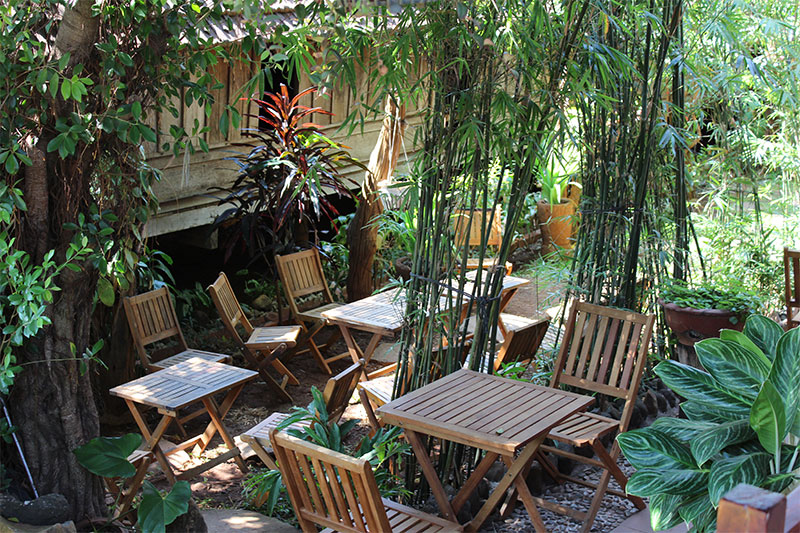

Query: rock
left=456, top=499, right=472, bottom=524
left=655, top=389, right=668, bottom=412
left=607, top=404, right=622, bottom=421
left=485, top=461, right=505, bottom=482
left=166, top=500, right=207, bottom=533
left=643, top=389, right=659, bottom=416
left=525, top=462, right=545, bottom=495
left=0, top=516, right=76, bottom=533
left=251, top=294, right=272, bottom=311
left=555, top=444, right=575, bottom=475
left=200, top=509, right=296, bottom=532
left=629, top=398, right=648, bottom=428
left=0, top=493, right=71, bottom=526
left=477, top=478, right=490, bottom=500
left=574, top=445, right=594, bottom=459
left=662, top=388, right=680, bottom=408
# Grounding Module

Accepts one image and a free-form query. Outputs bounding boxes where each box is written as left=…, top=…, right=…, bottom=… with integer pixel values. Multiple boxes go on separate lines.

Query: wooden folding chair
left=785, top=247, right=800, bottom=330
left=452, top=206, right=513, bottom=274
left=521, top=301, right=653, bottom=532
left=123, top=287, right=230, bottom=372
left=272, top=429, right=464, bottom=533
left=489, top=314, right=550, bottom=373
left=104, top=449, right=154, bottom=522
left=275, top=248, right=349, bottom=374
left=240, top=360, right=364, bottom=471
left=208, top=272, right=302, bottom=403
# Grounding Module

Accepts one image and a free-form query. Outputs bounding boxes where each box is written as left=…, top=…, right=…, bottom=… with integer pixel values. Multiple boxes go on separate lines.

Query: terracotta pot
left=394, top=256, right=412, bottom=281
left=536, top=200, right=577, bottom=249
left=659, top=299, right=746, bottom=346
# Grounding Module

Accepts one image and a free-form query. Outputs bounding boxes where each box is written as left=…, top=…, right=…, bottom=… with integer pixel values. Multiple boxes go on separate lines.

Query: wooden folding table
left=110, top=357, right=257, bottom=483
left=377, top=369, right=593, bottom=532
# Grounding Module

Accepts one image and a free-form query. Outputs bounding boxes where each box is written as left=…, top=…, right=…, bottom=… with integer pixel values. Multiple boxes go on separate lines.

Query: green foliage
left=617, top=315, right=800, bottom=532
left=243, top=386, right=410, bottom=513
left=138, top=480, right=191, bottom=533
left=659, top=279, right=762, bottom=315
left=74, top=433, right=192, bottom=530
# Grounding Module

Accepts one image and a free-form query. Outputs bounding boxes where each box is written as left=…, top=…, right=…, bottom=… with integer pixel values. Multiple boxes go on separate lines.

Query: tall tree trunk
left=346, top=98, right=407, bottom=301
left=8, top=0, right=106, bottom=520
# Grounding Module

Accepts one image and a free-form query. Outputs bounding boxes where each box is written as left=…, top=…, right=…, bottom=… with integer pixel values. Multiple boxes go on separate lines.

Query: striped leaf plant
left=617, top=315, right=800, bottom=532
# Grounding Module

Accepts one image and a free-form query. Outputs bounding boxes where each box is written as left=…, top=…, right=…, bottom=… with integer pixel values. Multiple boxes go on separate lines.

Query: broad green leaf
left=626, top=468, right=707, bottom=497
left=690, top=419, right=754, bottom=465
left=695, top=338, right=769, bottom=399
left=708, top=453, right=771, bottom=505
left=138, top=480, right=191, bottom=533
left=651, top=417, right=716, bottom=443
left=750, top=381, right=786, bottom=454
left=649, top=493, right=685, bottom=531
left=96, top=276, right=115, bottom=306
left=769, top=327, right=800, bottom=436
left=654, top=360, right=751, bottom=418
left=678, top=493, right=713, bottom=526
left=719, top=329, right=768, bottom=365
left=743, top=315, right=783, bottom=360
left=73, top=433, right=141, bottom=478
left=617, top=428, right=698, bottom=471
left=680, top=400, right=741, bottom=423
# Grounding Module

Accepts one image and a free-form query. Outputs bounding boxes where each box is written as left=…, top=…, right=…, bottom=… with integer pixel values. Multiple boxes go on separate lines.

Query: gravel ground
left=478, top=456, right=640, bottom=533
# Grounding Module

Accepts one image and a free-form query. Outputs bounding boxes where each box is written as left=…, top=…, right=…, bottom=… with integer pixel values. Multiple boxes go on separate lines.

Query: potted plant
left=617, top=315, right=800, bottom=532
left=658, top=280, right=762, bottom=346
left=535, top=162, right=580, bottom=250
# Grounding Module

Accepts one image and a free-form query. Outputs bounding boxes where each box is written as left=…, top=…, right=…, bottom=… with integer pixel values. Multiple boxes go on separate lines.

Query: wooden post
left=718, top=484, right=786, bottom=533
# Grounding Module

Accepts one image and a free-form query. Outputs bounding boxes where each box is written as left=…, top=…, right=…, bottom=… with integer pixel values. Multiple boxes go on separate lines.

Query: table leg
left=466, top=436, right=545, bottom=532
left=338, top=325, right=385, bottom=380
left=201, top=396, right=248, bottom=474
left=194, top=384, right=244, bottom=454
left=404, top=430, right=457, bottom=522
left=125, top=399, right=177, bottom=484
left=500, top=455, right=547, bottom=531
left=451, top=451, right=498, bottom=512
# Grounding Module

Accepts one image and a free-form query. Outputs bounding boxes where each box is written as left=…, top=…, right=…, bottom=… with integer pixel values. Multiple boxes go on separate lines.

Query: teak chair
left=785, top=247, right=800, bottom=330
left=275, top=248, right=349, bottom=374
left=487, top=314, right=550, bottom=373
left=240, top=360, right=364, bottom=471
left=123, top=287, right=230, bottom=372
left=525, top=300, right=654, bottom=533
left=104, top=449, right=154, bottom=522
left=208, top=272, right=302, bottom=403
left=452, top=206, right=513, bottom=274
left=272, top=429, right=464, bottom=533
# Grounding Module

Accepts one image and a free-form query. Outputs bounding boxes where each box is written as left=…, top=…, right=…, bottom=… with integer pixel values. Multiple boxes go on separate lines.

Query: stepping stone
left=200, top=509, right=300, bottom=532
left=370, top=341, right=400, bottom=364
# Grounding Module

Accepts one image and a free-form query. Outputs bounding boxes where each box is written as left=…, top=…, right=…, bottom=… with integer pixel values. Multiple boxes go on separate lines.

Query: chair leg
left=358, top=389, right=381, bottom=437
left=591, top=440, right=645, bottom=510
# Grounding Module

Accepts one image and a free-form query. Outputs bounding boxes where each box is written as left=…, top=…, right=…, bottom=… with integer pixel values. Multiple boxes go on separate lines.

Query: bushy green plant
left=242, top=386, right=410, bottom=514
left=659, top=279, right=762, bottom=316
left=617, top=315, right=800, bottom=532
left=73, top=434, right=191, bottom=533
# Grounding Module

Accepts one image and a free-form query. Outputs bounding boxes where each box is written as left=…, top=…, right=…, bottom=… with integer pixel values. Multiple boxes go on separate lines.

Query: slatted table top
left=110, top=357, right=257, bottom=412
left=321, top=288, right=406, bottom=333
left=377, top=369, right=593, bottom=455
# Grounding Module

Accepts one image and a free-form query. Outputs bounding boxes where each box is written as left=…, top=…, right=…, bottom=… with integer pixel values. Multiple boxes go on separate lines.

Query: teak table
left=377, top=369, right=594, bottom=532
left=322, top=273, right=530, bottom=380
left=110, top=357, right=257, bottom=483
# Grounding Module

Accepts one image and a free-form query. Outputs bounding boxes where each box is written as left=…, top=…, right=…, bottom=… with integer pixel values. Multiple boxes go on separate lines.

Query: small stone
left=485, top=461, right=505, bottom=482
left=251, top=294, right=272, bottom=311
left=643, top=389, right=659, bottom=416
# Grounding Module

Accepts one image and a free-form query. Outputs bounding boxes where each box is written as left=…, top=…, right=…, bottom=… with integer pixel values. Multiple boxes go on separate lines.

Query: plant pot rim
left=536, top=199, right=573, bottom=207
left=658, top=298, right=741, bottom=317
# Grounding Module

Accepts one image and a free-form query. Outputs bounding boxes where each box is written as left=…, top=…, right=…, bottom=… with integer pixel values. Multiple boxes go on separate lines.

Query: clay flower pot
left=659, top=298, right=746, bottom=346
left=536, top=200, right=577, bottom=249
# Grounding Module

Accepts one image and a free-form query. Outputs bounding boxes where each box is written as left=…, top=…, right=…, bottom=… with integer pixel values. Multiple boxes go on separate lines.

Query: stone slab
left=609, top=508, right=688, bottom=533
left=200, top=509, right=299, bottom=532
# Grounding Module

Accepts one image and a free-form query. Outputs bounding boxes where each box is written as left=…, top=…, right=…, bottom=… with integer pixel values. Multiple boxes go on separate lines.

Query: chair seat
left=298, top=302, right=343, bottom=323
left=464, top=257, right=513, bottom=274
left=240, top=413, right=311, bottom=451
left=358, top=374, right=396, bottom=408
left=500, top=313, right=545, bottom=332
left=152, top=349, right=229, bottom=369
left=548, top=411, right=620, bottom=446
left=320, top=498, right=464, bottom=532
left=245, top=325, right=302, bottom=351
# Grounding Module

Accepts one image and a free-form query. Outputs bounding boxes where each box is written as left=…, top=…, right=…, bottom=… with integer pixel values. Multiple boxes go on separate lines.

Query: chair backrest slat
left=208, top=272, right=254, bottom=346
left=272, top=430, right=392, bottom=533
left=276, top=249, right=334, bottom=317
left=551, top=301, right=655, bottom=432
left=452, top=207, right=504, bottom=249
left=323, top=360, right=364, bottom=422
left=123, top=287, right=187, bottom=369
